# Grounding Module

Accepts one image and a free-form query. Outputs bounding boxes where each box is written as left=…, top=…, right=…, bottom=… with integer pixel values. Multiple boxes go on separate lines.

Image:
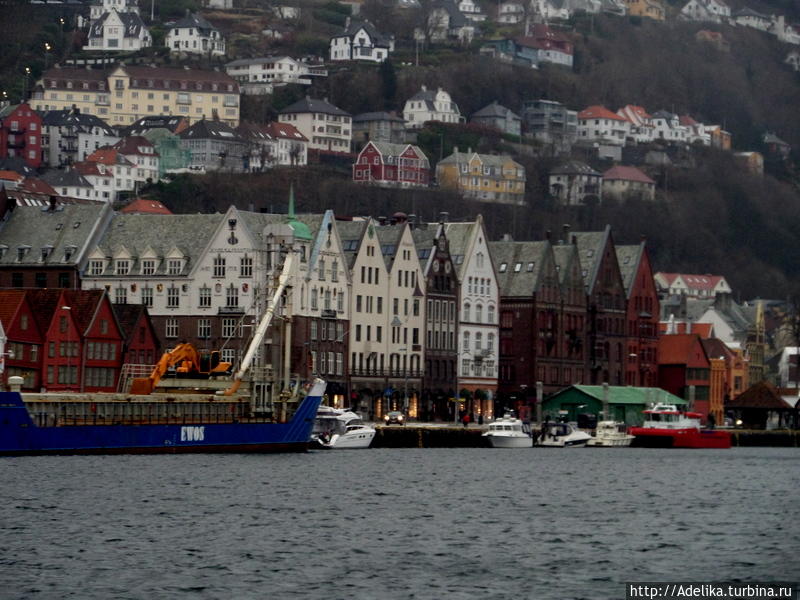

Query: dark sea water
left=1, top=447, right=798, bottom=600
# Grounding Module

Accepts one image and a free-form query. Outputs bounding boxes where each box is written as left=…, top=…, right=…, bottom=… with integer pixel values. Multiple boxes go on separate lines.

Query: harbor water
left=1, top=447, right=798, bottom=599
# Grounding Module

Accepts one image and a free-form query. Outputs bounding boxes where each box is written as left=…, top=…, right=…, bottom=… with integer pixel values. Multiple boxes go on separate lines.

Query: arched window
left=487, top=305, right=495, bottom=324
left=488, top=332, right=495, bottom=352
left=463, top=302, right=471, bottom=321
left=475, top=332, right=482, bottom=351
left=463, top=331, right=470, bottom=351
left=475, top=304, right=483, bottom=323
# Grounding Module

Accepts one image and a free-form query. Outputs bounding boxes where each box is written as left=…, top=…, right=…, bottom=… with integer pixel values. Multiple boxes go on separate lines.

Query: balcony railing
left=349, top=367, right=424, bottom=378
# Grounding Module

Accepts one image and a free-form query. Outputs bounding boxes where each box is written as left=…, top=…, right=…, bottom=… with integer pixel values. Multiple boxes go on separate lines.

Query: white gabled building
left=40, top=108, right=119, bottom=168
left=277, top=96, right=352, bottom=154
left=403, top=85, right=462, bottom=130
left=617, top=104, right=654, bottom=144
left=650, top=110, right=689, bottom=143
left=443, top=214, right=499, bottom=420
left=84, top=8, right=151, bottom=52
left=680, top=0, right=730, bottom=23
left=577, top=105, right=629, bottom=145
left=225, top=57, right=327, bottom=95
left=165, top=12, right=226, bottom=56
left=330, top=19, right=395, bottom=63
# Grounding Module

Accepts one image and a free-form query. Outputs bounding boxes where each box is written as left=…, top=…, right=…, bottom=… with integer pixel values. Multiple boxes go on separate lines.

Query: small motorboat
left=629, top=403, right=731, bottom=449
left=311, top=406, right=375, bottom=449
left=537, top=422, right=592, bottom=448
left=482, top=413, right=533, bottom=448
left=586, top=421, right=635, bottom=447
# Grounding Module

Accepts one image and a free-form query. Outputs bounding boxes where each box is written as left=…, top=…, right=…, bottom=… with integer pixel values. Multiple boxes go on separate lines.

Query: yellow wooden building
left=436, top=149, right=526, bottom=205
left=624, top=0, right=666, bottom=20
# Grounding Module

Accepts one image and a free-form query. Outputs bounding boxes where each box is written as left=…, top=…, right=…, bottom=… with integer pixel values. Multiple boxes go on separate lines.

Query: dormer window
left=168, top=258, right=183, bottom=275
left=17, top=245, right=30, bottom=261
left=89, top=259, right=105, bottom=275
left=41, top=246, right=54, bottom=261
left=63, top=246, right=77, bottom=262
left=499, top=262, right=507, bottom=272
left=141, top=259, right=157, bottom=275
left=0, top=244, right=7, bottom=260
left=514, top=262, right=522, bottom=272
left=115, top=259, right=130, bottom=275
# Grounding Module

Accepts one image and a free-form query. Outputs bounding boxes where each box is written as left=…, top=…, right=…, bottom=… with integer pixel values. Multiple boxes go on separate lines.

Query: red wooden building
left=0, top=102, right=43, bottom=169
left=657, top=333, right=711, bottom=421
left=617, top=241, right=660, bottom=387
left=352, top=141, right=430, bottom=188
left=114, top=303, right=160, bottom=367
left=0, top=290, right=43, bottom=390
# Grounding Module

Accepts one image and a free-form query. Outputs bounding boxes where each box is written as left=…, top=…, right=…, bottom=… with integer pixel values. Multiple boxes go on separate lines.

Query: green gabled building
left=542, top=385, right=687, bottom=426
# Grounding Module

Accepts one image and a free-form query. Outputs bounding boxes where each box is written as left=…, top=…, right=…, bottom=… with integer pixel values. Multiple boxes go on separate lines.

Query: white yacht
left=483, top=413, right=533, bottom=448
left=586, top=421, right=634, bottom=447
left=537, top=422, right=592, bottom=448
left=311, top=406, right=376, bottom=449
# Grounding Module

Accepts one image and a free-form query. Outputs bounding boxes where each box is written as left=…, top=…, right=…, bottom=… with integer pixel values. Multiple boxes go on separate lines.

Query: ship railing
left=118, top=363, right=155, bottom=393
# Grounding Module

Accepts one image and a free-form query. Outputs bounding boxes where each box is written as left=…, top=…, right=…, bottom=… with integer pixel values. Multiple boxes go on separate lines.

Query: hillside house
left=624, top=0, right=665, bottom=20
left=179, top=119, right=248, bottom=172
left=352, top=141, right=430, bottom=188
left=352, top=112, right=406, bottom=147
left=403, top=86, right=462, bottom=130
left=577, top=106, right=629, bottom=146
left=225, top=57, right=326, bottom=95
left=617, top=105, right=654, bottom=144
left=84, top=4, right=151, bottom=52
left=680, top=0, right=730, bottom=22
left=0, top=103, right=43, bottom=169
left=602, top=165, right=655, bottom=201
left=734, top=151, right=764, bottom=175
left=40, top=108, right=118, bottom=168
left=165, top=12, right=226, bottom=56
left=650, top=111, right=689, bottom=144
left=549, top=161, right=602, bottom=206
left=330, top=19, right=394, bottom=62
left=470, top=102, right=521, bottom=137
left=733, top=7, right=770, bottom=31
left=278, top=97, right=351, bottom=154
left=436, top=149, right=525, bottom=205
left=40, top=167, right=95, bottom=201
left=522, top=99, right=578, bottom=151
left=653, top=273, right=732, bottom=299
left=426, top=1, right=476, bottom=43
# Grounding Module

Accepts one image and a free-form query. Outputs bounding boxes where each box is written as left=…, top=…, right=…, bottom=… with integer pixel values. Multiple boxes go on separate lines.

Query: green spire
left=286, top=183, right=311, bottom=241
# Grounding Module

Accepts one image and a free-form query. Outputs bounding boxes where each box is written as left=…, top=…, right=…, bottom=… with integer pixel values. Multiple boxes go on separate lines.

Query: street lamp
left=23, top=67, right=31, bottom=101
left=61, top=306, right=72, bottom=390
left=44, top=43, right=52, bottom=69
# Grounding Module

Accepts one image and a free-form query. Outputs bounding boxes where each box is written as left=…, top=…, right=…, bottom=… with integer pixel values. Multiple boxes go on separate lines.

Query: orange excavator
left=129, top=343, right=233, bottom=395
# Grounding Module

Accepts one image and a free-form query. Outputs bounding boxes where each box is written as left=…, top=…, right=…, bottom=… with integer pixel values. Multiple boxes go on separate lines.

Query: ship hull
left=629, top=427, right=731, bottom=449
left=0, top=391, right=322, bottom=456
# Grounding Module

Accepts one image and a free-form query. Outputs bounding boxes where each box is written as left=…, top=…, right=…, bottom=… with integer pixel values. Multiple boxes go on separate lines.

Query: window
left=318, top=258, right=326, bottom=280
left=488, top=306, right=495, bottom=324
left=166, top=319, right=179, bottom=338
left=141, top=259, right=156, bottom=275
left=89, top=260, right=105, bottom=275
left=311, top=288, right=318, bottom=310
left=114, top=286, right=127, bottom=304
left=141, top=286, right=153, bottom=307
left=463, top=302, right=471, bottom=321
left=222, top=318, right=238, bottom=338
left=213, top=255, right=225, bottom=278
left=168, top=259, right=182, bottom=275
left=167, top=286, right=180, bottom=308
left=199, top=286, right=211, bottom=307
left=463, top=331, right=470, bottom=351
left=240, top=255, right=253, bottom=278
left=226, top=284, right=238, bottom=308
left=197, top=319, right=211, bottom=339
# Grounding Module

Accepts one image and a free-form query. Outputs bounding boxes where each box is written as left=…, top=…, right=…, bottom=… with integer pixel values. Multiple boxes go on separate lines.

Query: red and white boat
left=629, top=403, right=731, bottom=449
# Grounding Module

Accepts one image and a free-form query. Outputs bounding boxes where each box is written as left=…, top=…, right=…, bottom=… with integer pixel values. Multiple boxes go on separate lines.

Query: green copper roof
left=571, top=385, right=687, bottom=405
left=286, top=184, right=312, bottom=241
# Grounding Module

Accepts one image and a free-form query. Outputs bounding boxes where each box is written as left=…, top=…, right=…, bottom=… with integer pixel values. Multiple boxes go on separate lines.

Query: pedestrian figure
left=462, top=413, right=471, bottom=428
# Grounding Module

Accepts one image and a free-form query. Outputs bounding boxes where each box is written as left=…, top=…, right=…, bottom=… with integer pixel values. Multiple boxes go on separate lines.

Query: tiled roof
left=0, top=204, right=110, bottom=267
left=263, top=121, right=308, bottom=141
left=112, top=302, right=149, bottom=343
left=489, top=240, right=549, bottom=297
left=568, top=226, right=609, bottom=290
left=353, top=111, right=406, bottom=123
left=120, top=116, right=189, bottom=136
left=603, top=165, right=655, bottom=184
left=0, top=290, right=27, bottom=332
left=442, top=221, right=477, bottom=279
left=728, top=381, right=792, bottom=409
left=375, top=223, right=405, bottom=270
left=178, top=119, right=246, bottom=143
left=279, top=97, right=350, bottom=117
left=658, top=333, right=706, bottom=365
left=171, top=12, right=217, bottom=31
left=89, top=11, right=148, bottom=39
left=24, top=289, right=64, bottom=335
left=615, top=244, right=643, bottom=297
left=40, top=168, right=93, bottom=189
left=552, top=244, right=577, bottom=286
left=40, top=109, right=116, bottom=134
left=113, top=136, right=158, bottom=156
left=471, top=101, right=520, bottom=120
left=18, top=178, right=57, bottom=196
left=122, top=65, right=236, bottom=88
left=62, top=288, right=106, bottom=336
left=85, top=147, right=136, bottom=167
left=336, top=219, right=369, bottom=269
left=578, top=105, right=627, bottom=121
left=120, top=198, right=173, bottom=214
left=550, top=160, right=600, bottom=176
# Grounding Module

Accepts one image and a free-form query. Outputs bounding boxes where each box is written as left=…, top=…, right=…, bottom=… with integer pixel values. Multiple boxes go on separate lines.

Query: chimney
left=562, top=223, right=570, bottom=241
left=378, top=215, right=387, bottom=226
left=439, top=211, right=449, bottom=223
left=49, top=195, right=58, bottom=212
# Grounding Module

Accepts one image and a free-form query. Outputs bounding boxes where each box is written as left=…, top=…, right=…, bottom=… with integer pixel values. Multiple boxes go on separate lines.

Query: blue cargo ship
left=0, top=380, right=325, bottom=455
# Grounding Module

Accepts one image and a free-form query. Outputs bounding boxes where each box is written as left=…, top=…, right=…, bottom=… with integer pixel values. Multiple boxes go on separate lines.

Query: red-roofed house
left=653, top=272, right=731, bottom=298
left=617, top=105, right=654, bottom=143
left=0, top=170, right=25, bottom=189
left=18, top=178, right=57, bottom=197
left=113, top=136, right=160, bottom=185
left=577, top=106, right=629, bottom=145
left=353, top=141, right=430, bottom=188
left=514, top=24, right=574, bottom=67
left=679, top=115, right=711, bottom=145
left=113, top=303, right=160, bottom=366
left=83, top=147, right=137, bottom=201
left=263, top=121, right=308, bottom=166
left=602, top=165, right=656, bottom=200
left=120, top=197, right=173, bottom=215
left=0, top=290, right=43, bottom=390
left=74, top=160, right=115, bottom=203
left=657, top=333, right=711, bottom=422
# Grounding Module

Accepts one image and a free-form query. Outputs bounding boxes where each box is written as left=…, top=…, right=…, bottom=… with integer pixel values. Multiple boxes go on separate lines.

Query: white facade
left=84, top=9, right=151, bottom=52
left=777, top=347, right=799, bottom=388
left=329, top=23, right=394, bottom=63
left=42, top=119, right=119, bottom=168
left=225, top=57, right=323, bottom=95
left=497, top=1, right=525, bottom=23
left=165, top=14, right=226, bottom=56
left=577, top=109, right=629, bottom=145
left=616, top=105, right=654, bottom=143
left=650, top=112, right=689, bottom=143
left=403, top=86, right=462, bottom=129
left=278, top=98, right=352, bottom=153
left=445, top=217, right=499, bottom=403
left=680, top=0, right=730, bottom=22
left=90, top=0, right=139, bottom=20
left=457, top=0, right=487, bottom=21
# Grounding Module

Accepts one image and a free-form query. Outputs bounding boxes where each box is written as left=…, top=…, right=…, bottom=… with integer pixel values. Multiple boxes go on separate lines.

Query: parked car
left=384, top=411, right=405, bottom=426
